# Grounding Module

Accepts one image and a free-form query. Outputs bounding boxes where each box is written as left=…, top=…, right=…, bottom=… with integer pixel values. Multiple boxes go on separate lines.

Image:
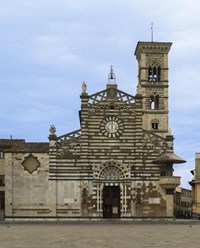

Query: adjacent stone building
left=174, top=187, right=192, bottom=218
left=190, top=153, right=200, bottom=218
left=1, top=40, right=186, bottom=220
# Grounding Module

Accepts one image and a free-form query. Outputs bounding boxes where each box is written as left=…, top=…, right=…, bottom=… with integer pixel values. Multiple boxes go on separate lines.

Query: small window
left=0, top=176, right=5, bottom=186
left=0, top=191, right=5, bottom=210
left=0, top=152, right=4, bottom=159
left=151, top=122, right=158, bottom=130
left=151, top=118, right=159, bottom=130
left=151, top=120, right=158, bottom=129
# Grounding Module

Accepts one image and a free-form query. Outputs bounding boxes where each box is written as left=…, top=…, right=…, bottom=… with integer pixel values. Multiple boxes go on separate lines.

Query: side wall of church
left=5, top=152, right=49, bottom=217
left=53, top=180, right=93, bottom=217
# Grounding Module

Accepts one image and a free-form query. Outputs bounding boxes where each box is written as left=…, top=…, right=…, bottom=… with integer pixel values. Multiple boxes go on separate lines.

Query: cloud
left=1, top=0, right=200, bottom=188
left=30, top=35, right=80, bottom=67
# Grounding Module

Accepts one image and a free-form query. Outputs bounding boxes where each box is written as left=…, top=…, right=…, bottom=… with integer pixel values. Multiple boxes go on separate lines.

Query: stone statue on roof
left=82, top=82, right=87, bottom=94
left=49, top=125, right=56, bottom=135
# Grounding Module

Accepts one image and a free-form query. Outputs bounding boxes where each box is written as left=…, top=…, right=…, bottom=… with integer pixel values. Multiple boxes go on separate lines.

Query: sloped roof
left=0, top=139, right=48, bottom=153
left=0, top=139, right=25, bottom=149
left=153, top=152, right=186, bottom=164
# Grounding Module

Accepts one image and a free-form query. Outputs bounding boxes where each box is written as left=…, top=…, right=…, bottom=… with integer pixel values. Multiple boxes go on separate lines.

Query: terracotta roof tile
left=0, top=139, right=25, bottom=149
left=7, top=142, right=49, bottom=153
left=0, top=139, right=49, bottom=153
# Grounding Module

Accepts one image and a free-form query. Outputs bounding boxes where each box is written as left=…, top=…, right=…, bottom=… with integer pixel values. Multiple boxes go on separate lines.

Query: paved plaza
left=0, top=221, right=200, bottom=248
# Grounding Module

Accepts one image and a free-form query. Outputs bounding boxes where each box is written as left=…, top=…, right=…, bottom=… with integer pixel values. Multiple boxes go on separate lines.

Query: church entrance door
left=103, top=186, right=120, bottom=218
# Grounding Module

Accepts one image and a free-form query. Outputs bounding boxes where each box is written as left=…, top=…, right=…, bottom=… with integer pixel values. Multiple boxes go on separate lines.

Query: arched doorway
left=92, top=160, right=131, bottom=218
left=103, top=186, right=120, bottom=218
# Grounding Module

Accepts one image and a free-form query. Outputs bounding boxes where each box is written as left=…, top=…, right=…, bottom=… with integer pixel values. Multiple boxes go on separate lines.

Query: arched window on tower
left=155, top=95, right=159, bottom=109
left=150, top=95, right=159, bottom=110
left=148, top=66, right=161, bottom=82
left=158, top=66, right=161, bottom=81
left=150, top=95, right=155, bottom=109
left=148, top=67, right=152, bottom=81
left=153, top=67, right=157, bottom=81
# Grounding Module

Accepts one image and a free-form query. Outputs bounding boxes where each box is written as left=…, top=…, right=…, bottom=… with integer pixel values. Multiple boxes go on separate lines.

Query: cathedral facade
left=1, top=41, right=186, bottom=220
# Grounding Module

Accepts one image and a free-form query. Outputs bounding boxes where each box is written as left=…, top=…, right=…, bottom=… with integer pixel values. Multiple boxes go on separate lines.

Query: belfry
left=1, top=40, right=186, bottom=220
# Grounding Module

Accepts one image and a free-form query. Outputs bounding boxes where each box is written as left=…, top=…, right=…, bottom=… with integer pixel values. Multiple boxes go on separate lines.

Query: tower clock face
left=100, top=116, right=124, bottom=138
left=105, top=121, right=119, bottom=133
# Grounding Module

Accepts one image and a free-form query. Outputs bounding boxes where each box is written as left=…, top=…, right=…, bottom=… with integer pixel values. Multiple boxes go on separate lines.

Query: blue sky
left=1, top=0, right=200, bottom=188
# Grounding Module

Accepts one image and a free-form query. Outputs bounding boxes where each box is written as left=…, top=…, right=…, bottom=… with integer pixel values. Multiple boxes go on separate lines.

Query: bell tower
left=134, top=41, right=172, bottom=137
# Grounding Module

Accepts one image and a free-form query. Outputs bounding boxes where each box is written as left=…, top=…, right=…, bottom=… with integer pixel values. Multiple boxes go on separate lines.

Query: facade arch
left=92, top=160, right=131, bottom=218
left=147, top=59, right=162, bottom=82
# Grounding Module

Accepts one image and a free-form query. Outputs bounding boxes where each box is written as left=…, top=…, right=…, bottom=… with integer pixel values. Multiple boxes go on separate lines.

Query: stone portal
left=103, top=186, right=120, bottom=218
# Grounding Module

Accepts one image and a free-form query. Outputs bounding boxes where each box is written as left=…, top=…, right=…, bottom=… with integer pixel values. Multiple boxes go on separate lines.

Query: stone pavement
left=0, top=221, right=200, bottom=248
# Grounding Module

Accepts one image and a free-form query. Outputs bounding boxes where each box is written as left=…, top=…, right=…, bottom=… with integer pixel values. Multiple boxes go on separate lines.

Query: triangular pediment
left=88, top=87, right=137, bottom=106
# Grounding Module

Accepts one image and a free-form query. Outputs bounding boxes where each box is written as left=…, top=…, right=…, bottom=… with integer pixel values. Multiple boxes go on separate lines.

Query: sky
left=1, top=0, right=200, bottom=189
